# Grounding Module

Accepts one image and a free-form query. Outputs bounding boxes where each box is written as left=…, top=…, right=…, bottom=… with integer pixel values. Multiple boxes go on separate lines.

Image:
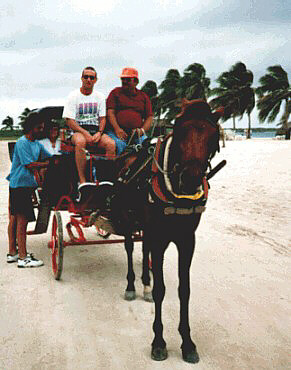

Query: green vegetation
left=256, top=65, right=290, bottom=139
left=209, top=62, right=255, bottom=137
left=141, top=62, right=290, bottom=140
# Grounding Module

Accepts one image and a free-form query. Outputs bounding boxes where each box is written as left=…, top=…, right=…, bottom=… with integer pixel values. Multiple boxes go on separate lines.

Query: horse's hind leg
left=124, top=234, right=136, bottom=301
left=177, top=232, right=199, bottom=364
left=141, top=233, right=152, bottom=302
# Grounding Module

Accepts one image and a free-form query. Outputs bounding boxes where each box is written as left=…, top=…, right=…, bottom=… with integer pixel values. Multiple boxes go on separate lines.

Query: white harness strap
left=163, top=136, right=174, bottom=193
left=162, top=136, right=205, bottom=201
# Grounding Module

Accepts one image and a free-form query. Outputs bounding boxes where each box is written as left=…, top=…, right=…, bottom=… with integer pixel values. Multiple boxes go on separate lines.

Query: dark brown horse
left=42, top=100, right=225, bottom=363
left=97, top=98, right=225, bottom=363
left=144, top=99, right=224, bottom=363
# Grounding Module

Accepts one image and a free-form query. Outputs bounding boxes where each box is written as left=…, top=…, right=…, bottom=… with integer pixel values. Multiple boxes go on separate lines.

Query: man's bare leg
left=72, top=133, right=87, bottom=184
left=99, top=134, right=116, bottom=158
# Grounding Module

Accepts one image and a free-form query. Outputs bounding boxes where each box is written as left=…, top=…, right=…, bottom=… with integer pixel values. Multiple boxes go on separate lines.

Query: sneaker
left=7, top=252, right=18, bottom=263
left=18, top=254, right=44, bottom=268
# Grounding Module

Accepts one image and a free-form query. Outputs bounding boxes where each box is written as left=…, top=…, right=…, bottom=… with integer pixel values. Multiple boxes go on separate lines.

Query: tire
left=51, top=211, right=64, bottom=280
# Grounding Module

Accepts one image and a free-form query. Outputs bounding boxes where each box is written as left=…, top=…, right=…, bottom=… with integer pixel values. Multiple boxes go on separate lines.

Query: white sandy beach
left=0, top=138, right=290, bottom=370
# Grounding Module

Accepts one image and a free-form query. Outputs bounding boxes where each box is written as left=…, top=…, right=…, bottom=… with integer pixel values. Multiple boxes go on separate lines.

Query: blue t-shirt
left=7, top=135, right=52, bottom=188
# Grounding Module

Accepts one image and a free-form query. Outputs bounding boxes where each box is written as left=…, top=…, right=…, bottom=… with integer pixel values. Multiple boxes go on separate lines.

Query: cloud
left=163, top=0, right=291, bottom=32
left=150, top=53, right=177, bottom=68
left=56, top=53, right=130, bottom=74
left=59, top=0, right=121, bottom=15
left=0, top=23, right=127, bottom=51
left=0, top=0, right=290, bottom=128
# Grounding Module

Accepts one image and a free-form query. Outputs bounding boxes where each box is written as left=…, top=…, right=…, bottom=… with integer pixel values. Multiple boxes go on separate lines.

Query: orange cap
left=120, top=67, right=139, bottom=79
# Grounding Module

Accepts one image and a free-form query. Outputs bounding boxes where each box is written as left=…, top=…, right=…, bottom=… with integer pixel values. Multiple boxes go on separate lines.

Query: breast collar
left=150, top=135, right=208, bottom=207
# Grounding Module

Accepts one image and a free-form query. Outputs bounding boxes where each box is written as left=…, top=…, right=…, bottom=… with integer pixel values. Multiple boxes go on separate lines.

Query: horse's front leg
left=124, top=234, right=136, bottom=301
left=141, top=232, right=153, bottom=302
left=176, top=231, right=199, bottom=364
left=151, top=240, right=168, bottom=361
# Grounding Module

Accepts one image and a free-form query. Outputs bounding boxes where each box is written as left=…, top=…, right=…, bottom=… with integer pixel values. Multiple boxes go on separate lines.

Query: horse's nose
left=179, top=167, right=203, bottom=194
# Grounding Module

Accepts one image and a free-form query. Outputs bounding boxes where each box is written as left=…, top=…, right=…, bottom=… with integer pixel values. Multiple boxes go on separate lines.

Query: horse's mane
left=175, top=99, right=216, bottom=125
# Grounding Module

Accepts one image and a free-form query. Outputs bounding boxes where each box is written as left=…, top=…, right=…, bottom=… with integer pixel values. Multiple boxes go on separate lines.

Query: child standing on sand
left=7, top=112, right=52, bottom=268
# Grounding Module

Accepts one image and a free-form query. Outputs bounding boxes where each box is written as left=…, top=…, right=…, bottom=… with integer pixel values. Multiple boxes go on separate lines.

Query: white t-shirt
left=63, top=89, right=106, bottom=135
left=39, top=138, right=61, bottom=155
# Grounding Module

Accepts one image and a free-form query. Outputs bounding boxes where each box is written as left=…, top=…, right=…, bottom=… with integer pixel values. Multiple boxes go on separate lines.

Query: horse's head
left=169, top=99, right=223, bottom=194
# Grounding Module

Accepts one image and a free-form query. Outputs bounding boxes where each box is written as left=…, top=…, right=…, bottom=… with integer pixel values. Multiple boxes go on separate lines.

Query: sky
left=0, top=0, right=290, bottom=129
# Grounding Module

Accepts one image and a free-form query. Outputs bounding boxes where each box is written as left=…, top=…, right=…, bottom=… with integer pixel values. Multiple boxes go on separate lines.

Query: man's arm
left=107, top=109, right=127, bottom=140
left=99, top=116, right=106, bottom=133
left=92, top=116, right=106, bottom=143
left=137, top=92, right=153, bottom=135
left=142, top=115, right=153, bottom=132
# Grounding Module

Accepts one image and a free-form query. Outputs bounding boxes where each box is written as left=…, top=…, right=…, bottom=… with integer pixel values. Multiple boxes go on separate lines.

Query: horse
left=96, top=98, right=225, bottom=363
left=42, top=99, right=225, bottom=363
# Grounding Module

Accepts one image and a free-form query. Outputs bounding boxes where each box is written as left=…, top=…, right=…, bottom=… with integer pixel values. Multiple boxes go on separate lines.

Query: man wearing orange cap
left=106, top=67, right=153, bottom=154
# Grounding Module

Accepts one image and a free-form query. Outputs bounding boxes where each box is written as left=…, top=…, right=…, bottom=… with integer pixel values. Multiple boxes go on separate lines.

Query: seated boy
left=7, top=111, right=53, bottom=268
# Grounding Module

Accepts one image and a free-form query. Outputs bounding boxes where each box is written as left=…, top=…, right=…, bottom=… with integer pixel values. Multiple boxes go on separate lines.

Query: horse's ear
left=212, top=107, right=224, bottom=123
left=176, top=98, right=190, bottom=118
left=181, top=98, right=190, bottom=108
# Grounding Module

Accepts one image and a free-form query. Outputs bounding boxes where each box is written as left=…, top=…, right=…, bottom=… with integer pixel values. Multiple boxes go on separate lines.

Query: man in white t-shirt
left=63, top=66, right=115, bottom=188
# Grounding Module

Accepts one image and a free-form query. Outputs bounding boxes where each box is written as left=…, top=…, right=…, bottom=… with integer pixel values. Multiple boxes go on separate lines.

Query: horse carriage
left=9, top=106, right=149, bottom=290
left=9, top=100, right=226, bottom=363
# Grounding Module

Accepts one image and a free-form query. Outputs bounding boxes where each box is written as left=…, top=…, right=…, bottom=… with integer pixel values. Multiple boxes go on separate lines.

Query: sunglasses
left=83, top=75, right=96, bottom=80
left=121, top=78, right=137, bottom=84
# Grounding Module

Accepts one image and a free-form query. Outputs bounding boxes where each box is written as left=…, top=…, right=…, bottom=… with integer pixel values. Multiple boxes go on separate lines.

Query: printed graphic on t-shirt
left=76, top=103, right=100, bottom=133
left=78, top=103, right=98, bottom=115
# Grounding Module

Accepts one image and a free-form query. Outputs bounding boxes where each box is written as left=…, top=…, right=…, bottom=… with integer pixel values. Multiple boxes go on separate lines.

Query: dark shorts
left=9, top=187, right=36, bottom=222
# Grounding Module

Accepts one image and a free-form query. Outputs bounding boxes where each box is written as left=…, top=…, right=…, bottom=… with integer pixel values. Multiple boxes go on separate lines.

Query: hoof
left=124, top=290, right=136, bottom=301
left=143, top=291, right=153, bottom=302
left=182, top=348, right=200, bottom=364
left=151, top=347, right=168, bottom=361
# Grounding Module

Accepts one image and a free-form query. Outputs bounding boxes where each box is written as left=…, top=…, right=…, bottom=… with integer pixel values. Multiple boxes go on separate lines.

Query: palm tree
left=234, top=64, right=255, bottom=138
left=256, top=65, right=290, bottom=139
left=177, top=63, right=211, bottom=101
left=141, top=80, right=163, bottom=136
left=141, top=80, right=159, bottom=115
left=210, top=62, right=255, bottom=131
left=243, top=87, right=255, bottom=138
left=18, top=107, right=32, bottom=125
left=158, top=69, right=181, bottom=123
left=1, top=115, right=14, bottom=130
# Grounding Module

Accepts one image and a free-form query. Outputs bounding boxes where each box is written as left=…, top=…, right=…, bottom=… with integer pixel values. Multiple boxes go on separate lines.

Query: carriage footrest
left=27, top=202, right=51, bottom=235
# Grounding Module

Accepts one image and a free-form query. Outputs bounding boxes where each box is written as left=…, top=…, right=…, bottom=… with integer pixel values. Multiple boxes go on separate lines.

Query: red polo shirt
left=106, top=87, right=152, bottom=129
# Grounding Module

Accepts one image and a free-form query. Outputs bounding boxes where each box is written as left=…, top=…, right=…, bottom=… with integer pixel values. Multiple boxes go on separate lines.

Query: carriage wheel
left=51, top=211, right=64, bottom=280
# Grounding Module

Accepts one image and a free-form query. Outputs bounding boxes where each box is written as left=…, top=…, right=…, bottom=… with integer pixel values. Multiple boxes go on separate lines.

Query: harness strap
left=151, top=137, right=162, bottom=173
left=151, top=137, right=172, bottom=203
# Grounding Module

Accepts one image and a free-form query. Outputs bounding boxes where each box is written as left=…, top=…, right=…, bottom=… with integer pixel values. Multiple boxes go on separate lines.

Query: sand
left=0, top=139, right=290, bottom=370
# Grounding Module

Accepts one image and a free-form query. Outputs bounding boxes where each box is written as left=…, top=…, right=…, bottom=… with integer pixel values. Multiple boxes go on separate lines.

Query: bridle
left=164, top=115, right=221, bottom=194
